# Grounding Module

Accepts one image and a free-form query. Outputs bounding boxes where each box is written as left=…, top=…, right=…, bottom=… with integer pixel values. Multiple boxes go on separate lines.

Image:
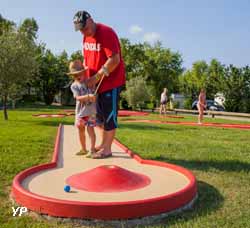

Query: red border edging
left=32, top=114, right=66, bottom=118
left=159, top=115, right=185, bottom=119
left=11, top=124, right=197, bottom=220
left=118, top=110, right=150, bottom=117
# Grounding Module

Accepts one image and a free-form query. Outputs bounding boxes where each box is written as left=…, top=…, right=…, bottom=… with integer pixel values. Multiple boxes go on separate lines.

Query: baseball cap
left=73, top=11, right=91, bottom=31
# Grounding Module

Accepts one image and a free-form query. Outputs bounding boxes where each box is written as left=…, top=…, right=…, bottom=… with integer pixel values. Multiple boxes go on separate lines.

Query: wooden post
left=3, top=95, right=8, bottom=120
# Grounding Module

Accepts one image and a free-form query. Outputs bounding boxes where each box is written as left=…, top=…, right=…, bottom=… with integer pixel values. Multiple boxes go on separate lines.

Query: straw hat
left=67, top=60, right=87, bottom=76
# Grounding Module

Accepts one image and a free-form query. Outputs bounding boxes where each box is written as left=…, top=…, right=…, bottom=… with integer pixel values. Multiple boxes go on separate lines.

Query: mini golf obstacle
left=11, top=124, right=197, bottom=220
left=159, top=115, right=184, bottom=119
left=118, top=110, right=149, bottom=117
left=32, top=110, right=149, bottom=118
left=122, top=119, right=250, bottom=130
left=32, top=114, right=67, bottom=118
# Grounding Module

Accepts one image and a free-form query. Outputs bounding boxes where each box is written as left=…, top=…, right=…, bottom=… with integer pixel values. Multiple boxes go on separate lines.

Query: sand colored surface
left=21, top=125, right=190, bottom=202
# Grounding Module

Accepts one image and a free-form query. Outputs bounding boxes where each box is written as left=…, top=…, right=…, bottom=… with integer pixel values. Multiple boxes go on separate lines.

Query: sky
left=1, top=0, right=250, bottom=69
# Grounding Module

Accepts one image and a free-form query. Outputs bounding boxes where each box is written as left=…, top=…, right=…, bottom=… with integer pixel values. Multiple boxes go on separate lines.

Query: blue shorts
left=96, top=87, right=121, bottom=131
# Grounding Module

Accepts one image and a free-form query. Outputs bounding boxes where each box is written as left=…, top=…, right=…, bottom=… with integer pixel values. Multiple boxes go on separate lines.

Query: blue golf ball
left=64, top=185, right=71, bottom=192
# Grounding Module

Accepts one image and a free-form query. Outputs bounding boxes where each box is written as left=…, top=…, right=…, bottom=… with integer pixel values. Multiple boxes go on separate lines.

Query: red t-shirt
left=83, top=23, right=126, bottom=93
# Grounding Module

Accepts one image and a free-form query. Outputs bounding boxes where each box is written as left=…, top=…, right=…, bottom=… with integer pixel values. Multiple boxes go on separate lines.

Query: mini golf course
left=11, top=124, right=197, bottom=220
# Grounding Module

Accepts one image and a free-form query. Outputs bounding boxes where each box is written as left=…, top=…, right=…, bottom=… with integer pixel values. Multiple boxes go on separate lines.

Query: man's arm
left=99, top=53, right=120, bottom=75
left=87, top=53, right=120, bottom=87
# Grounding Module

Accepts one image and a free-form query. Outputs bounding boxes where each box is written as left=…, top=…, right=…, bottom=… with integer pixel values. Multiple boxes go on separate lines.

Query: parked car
left=192, top=100, right=225, bottom=111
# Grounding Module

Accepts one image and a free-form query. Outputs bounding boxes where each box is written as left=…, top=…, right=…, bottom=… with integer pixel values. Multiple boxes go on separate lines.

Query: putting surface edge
left=11, top=124, right=197, bottom=220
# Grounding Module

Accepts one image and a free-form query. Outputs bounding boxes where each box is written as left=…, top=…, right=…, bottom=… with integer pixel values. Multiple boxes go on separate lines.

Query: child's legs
left=200, top=108, right=204, bottom=121
left=160, top=104, right=163, bottom=114
left=87, top=126, right=96, bottom=151
left=163, top=104, right=166, bottom=113
left=197, top=105, right=204, bottom=122
left=78, top=125, right=86, bottom=151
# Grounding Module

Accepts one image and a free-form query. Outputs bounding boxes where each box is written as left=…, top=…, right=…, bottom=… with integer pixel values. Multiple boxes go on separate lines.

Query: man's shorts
left=161, top=100, right=167, bottom=105
left=96, top=87, right=121, bottom=131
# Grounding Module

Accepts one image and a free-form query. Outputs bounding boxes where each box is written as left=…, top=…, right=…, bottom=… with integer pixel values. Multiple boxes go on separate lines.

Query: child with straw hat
left=67, top=60, right=97, bottom=158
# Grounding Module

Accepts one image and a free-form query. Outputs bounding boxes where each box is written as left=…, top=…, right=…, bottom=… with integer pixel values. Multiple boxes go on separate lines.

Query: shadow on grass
left=15, top=104, right=74, bottom=111
left=154, top=156, right=250, bottom=173
left=139, top=180, right=224, bottom=228
left=35, top=120, right=73, bottom=127
left=118, top=123, right=194, bottom=132
left=13, top=117, right=74, bottom=127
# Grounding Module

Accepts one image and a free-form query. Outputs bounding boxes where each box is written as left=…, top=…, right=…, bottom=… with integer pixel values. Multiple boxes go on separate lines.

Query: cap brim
left=66, top=68, right=87, bottom=76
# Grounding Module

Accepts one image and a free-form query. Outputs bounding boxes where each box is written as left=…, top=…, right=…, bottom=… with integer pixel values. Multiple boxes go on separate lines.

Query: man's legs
left=94, top=87, right=120, bottom=158
left=95, top=125, right=104, bottom=150
left=97, top=129, right=115, bottom=155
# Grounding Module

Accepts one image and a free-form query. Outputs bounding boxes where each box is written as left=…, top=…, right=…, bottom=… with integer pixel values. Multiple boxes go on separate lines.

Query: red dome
left=66, top=165, right=151, bottom=192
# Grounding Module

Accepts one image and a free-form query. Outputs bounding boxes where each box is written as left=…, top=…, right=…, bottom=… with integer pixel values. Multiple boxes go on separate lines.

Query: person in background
left=197, top=88, right=207, bottom=124
left=160, top=88, right=168, bottom=115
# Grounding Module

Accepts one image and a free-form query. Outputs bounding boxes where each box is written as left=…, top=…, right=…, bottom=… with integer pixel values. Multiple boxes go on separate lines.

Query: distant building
left=170, top=93, right=186, bottom=109
left=54, top=82, right=75, bottom=106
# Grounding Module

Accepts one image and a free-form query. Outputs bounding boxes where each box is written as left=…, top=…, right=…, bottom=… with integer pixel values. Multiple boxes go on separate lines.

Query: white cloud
left=143, top=32, right=161, bottom=44
left=129, top=25, right=143, bottom=34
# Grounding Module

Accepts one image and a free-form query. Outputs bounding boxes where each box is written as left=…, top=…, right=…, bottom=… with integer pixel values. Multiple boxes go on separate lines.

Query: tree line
left=1, top=15, right=250, bottom=120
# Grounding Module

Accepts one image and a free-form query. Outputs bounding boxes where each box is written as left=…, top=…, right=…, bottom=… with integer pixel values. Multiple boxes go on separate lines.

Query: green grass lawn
left=0, top=106, right=250, bottom=228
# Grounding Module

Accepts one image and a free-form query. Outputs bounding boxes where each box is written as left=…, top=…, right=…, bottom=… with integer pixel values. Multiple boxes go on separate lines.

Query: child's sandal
left=85, top=151, right=93, bottom=158
left=75, top=150, right=88, bottom=156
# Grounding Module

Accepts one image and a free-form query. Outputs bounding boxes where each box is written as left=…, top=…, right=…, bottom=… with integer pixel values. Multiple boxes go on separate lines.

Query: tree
left=206, top=59, right=225, bottom=98
left=35, top=49, right=69, bottom=105
left=0, top=25, right=38, bottom=120
left=120, top=39, right=183, bottom=107
left=180, top=60, right=209, bottom=107
left=18, top=18, right=40, bottom=101
left=70, top=50, right=83, bottom=62
left=144, top=42, right=183, bottom=101
left=180, top=59, right=250, bottom=112
left=241, top=66, right=250, bottom=112
left=223, top=65, right=250, bottom=112
left=180, top=59, right=225, bottom=101
left=0, top=14, right=15, bottom=35
left=120, top=38, right=148, bottom=81
left=121, top=76, right=150, bottom=109
left=18, top=18, right=38, bottom=41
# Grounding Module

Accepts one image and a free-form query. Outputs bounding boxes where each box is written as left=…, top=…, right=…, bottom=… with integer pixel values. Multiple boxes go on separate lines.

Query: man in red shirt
left=73, top=11, right=126, bottom=159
